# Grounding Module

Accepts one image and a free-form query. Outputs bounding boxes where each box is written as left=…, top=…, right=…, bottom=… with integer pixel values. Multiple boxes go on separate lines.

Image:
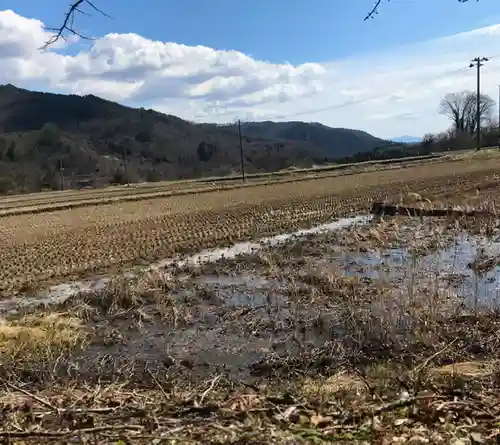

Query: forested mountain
left=0, top=84, right=390, bottom=192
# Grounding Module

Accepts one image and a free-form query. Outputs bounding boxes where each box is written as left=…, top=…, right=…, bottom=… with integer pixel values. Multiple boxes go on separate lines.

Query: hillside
left=0, top=84, right=389, bottom=192
left=221, top=121, right=387, bottom=159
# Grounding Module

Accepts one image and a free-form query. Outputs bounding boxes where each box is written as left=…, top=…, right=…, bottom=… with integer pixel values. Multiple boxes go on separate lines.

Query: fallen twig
left=3, top=380, right=119, bottom=416
left=198, top=374, right=222, bottom=406
left=413, top=338, right=459, bottom=395
left=344, top=394, right=443, bottom=423
left=0, top=424, right=143, bottom=438
left=3, top=381, right=59, bottom=413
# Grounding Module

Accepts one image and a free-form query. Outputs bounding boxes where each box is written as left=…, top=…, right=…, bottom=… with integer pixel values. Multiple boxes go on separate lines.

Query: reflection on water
left=0, top=215, right=370, bottom=313
left=3, top=212, right=500, bottom=315
left=342, top=232, right=500, bottom=309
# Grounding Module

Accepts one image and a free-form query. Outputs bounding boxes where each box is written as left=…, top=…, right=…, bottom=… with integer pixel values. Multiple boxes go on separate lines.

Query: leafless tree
left=438, top=91, right=494, bottom=136
left=421, top=133, right=435, bottom=148
left=44, top=0, right=480, bottom=48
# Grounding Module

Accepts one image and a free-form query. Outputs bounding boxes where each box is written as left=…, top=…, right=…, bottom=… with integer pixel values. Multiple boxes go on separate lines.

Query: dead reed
left=0, top=164, right=500, bottom=442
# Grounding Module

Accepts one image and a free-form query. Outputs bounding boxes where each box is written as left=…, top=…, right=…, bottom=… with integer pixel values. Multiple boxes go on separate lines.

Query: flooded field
left=5, top=213, right=500, bottom=376
left=0, top=215, right=369, bottom=313
left=2, top=210, right=500, bottom=443
left=6, top=212, right=500, bottom=313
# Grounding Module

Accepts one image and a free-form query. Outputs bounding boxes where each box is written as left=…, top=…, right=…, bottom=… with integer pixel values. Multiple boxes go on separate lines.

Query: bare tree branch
left=44, top=0, right=480, bottom=48
left=364, top=0, right=477, bottom=21
left=364, top=0, right=385, bottom=21
left=42, top=0, right=112, bottom=50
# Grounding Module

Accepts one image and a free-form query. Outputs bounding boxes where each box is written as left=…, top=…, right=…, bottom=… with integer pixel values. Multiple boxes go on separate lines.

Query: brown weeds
left=0, top=312, right=89, bottom=383
left=1, top=161, right=500, bottom=442
left=1, top=156, right=500, bottom=294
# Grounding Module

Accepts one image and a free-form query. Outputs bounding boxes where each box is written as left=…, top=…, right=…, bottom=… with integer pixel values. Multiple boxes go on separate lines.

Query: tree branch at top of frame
left=41, top=0, right=112, bottom=49
left=44, top=0, right=481, bottom=48
left=364, top=0, right=477, bottom=21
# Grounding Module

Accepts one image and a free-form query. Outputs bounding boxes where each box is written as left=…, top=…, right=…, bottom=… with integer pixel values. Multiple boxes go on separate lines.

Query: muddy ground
left=4, top=214, right=500, bottom=382
left=2, top=212, right=500, bottom=443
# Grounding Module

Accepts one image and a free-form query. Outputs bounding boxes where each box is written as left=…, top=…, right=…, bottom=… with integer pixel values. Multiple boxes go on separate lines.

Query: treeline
left=334, top=123, right=500, bottom=166
left=336, top=89, right=500, bottom=165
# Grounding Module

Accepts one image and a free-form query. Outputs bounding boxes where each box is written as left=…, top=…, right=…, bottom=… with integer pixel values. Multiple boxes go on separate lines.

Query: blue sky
left=3, top=1, right=500, bottom=138
left=13, top=0, right=500, bottom=63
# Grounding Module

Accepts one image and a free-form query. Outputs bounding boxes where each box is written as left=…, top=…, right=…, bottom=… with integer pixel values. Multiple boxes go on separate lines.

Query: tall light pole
left=469, top=57, right=488, bottom=151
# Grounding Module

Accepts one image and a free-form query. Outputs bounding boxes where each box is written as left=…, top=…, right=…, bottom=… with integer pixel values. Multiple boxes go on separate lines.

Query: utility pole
left=469, top=57, right=488, bottom=151
left=238, top=119, right=246, bottom=182
left=59, top=159, right=64, bottom=191
left=123, top=146, right=130, bottom=187
left=498, top=85, right=500, bottom=147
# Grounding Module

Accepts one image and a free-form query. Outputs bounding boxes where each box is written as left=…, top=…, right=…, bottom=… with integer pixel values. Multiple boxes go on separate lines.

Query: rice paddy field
left=2, top=152, right=500, bottom=443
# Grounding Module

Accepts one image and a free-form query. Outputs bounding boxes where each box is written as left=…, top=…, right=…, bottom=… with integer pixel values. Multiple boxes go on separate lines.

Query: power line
left=484, top=52, right=500, bottom=60
left=198, top=54, right=500, bottom=124
left=265, top=67, right=474, bottom=121
left=196, top=65, right=473, bottom=122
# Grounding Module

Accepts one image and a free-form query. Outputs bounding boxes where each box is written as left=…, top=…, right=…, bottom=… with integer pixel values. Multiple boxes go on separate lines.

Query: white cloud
left=0, top=9, right=48, bottom=57
left=1, top=8, right=500, bottom=138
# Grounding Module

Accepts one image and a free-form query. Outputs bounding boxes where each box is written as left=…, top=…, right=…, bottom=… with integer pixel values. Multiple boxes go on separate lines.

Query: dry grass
left=72, top=271, right=192, bottom=327
left=299, top=372, right=367, bottom=398
left=0, top=323, right=498, bottom=443
left=1, top=157, right=500, bottom=295
left=0, top=150, right=478, bottom=213
left=432, top=360, right=498, bottom=378
left=1, top=207, right=500, bottom=442
left=0, top=312, right=86, bottom=354
left=0, top=312, right=88, bottom=383
left=2, top=153, right=500, bottom=443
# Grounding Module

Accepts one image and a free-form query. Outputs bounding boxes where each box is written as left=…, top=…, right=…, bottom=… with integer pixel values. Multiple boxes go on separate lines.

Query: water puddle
left=190, top=273, right=282, bottom=307
left=341, top=232, right=500, bottom=309
left=424, top=234, right=500, bottom=308
left=4, top=214, right=500, bottom=314
left=0, top=215, right=371, bottom=314
left=167, top=215, right=371, bottom=267
left=194, top=275, right=270, bottom=287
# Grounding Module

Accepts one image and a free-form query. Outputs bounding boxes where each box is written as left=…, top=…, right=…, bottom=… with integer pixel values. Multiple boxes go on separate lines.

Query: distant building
left=63, top=174, right=110, bottom=190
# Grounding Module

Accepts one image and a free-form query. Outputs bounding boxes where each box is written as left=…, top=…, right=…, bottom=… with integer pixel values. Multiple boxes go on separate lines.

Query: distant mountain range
left=391, top=136, right=423, bottom=144
left=0, top=83, right=396, bottom=192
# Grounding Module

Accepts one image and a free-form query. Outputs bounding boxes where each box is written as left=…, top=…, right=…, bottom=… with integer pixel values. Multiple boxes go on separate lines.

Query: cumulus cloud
left=1, top=8, right=500, bottom=138
left=0, top=9, right=48, bottom=57
left=60, top=29, right=328, bottom=104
